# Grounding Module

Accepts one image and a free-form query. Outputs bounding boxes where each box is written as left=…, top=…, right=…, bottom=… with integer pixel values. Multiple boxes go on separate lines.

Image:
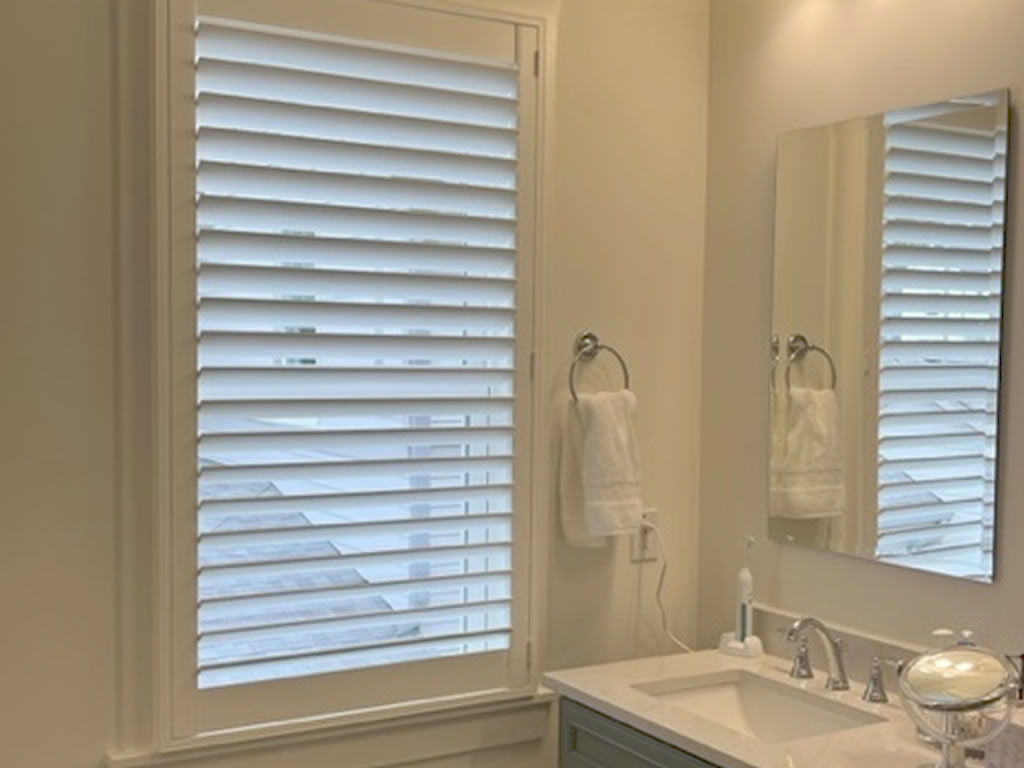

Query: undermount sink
left=632, top=669, right=885, bottom=744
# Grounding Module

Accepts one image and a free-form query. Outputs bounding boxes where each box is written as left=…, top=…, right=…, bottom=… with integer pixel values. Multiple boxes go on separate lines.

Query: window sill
left=105, top=688, right=555, bottom=768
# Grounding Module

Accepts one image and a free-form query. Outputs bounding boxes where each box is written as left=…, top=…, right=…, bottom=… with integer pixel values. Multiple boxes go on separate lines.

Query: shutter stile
left=194, top=18, right=520, bottom=688
left=876, top=95, right=1006, bottom=579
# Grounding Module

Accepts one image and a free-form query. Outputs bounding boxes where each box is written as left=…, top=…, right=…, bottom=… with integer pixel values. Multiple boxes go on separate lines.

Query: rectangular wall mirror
left=769, top=90, right=1009, bottom=582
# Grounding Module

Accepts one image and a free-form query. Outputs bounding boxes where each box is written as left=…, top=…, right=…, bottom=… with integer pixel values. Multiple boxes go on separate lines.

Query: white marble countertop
left=543, top=649, right=956, bottom=768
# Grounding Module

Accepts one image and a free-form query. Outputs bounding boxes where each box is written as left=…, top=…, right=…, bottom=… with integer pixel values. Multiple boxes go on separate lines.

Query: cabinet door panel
left=560, top=698, right=721, bottom=768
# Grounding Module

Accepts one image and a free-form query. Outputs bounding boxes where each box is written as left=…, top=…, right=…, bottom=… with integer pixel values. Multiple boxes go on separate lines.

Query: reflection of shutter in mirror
left=876, top=92, right=1006, bottom=580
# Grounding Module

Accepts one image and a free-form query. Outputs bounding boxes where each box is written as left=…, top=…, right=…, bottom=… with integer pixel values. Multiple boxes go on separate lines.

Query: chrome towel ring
left=568, top=330, right=631, bottom=402
left=770, top=334, right=781, bottom=391
left=785, top=333, right=837, bottom=390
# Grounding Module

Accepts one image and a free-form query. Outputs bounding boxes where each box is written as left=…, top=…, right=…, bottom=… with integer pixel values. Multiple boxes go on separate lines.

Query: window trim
left=107, top=0, right=554, bottom=758
left=104, top=689, right=555, bottom=768
left=167, top=0, right=536, bottom=737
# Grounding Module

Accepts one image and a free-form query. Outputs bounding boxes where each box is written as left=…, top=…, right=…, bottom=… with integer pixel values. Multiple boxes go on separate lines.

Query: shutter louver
left=876, top=96, right=1005, bottom=579
left=194, top=19, right=520, bottom=689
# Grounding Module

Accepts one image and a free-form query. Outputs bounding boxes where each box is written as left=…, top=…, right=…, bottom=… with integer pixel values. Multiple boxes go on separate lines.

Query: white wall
left=700, top=0, right=1024, bottom=652
left=0, top=1, right=709, bottom=766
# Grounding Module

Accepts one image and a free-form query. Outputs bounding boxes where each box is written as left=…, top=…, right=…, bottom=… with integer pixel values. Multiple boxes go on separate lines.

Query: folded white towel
left=770, top=386, right=845, bottom=519
left=558, top=403, right=608, bottom=548
left=575, top=390, right=644, bottom=536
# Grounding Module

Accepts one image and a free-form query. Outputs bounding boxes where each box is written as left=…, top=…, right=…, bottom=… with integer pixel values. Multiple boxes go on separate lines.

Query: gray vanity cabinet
left=559, top=698, right=723, bottom=768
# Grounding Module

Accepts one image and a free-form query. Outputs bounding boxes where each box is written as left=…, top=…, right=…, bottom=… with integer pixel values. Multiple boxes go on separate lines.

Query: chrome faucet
left=784, top=617, right=850, bottom=691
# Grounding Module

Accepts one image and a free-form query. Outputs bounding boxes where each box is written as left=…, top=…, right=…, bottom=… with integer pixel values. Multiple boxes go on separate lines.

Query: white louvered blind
left=876, top=95, right=1007, bottom=580
left=193, top=19, right=522, bottom=689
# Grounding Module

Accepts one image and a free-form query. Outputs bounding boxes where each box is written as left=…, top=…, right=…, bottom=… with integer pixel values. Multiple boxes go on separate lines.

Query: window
left=164, top=0, right=538, bottom=737
left=875, top=94, right=1006, bottom=579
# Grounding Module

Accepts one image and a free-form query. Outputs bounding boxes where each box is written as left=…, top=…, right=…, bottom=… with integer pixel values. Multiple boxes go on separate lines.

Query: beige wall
left=700, top=0, right=1024, bottom=651
left=0, top=1, right=709, bottom=766
left=0, top=0, right=118, bottom=765
left=541, top=0, right=707, bottom=671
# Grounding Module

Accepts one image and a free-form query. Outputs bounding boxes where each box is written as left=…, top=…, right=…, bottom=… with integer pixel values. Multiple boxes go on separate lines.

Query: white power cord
left=641, top=520, right=694, bottom=654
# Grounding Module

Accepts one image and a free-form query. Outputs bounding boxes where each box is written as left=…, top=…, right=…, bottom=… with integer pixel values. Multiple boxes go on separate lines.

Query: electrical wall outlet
left=632, top=508, right=658, bottom=562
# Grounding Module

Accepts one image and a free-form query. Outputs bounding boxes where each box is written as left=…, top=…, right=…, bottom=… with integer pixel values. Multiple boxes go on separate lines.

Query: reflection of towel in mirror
left=770, top=387, right=845, bottom=518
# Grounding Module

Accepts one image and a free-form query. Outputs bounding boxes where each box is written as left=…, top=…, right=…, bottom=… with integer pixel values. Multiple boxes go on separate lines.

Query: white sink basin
left=632, top=669, right=885, bottom=743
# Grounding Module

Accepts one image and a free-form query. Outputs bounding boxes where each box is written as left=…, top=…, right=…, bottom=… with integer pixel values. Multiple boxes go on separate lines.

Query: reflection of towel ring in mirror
left=785, top=333, right=837, bottom=390
left=569, top=330, right=631, bottom=402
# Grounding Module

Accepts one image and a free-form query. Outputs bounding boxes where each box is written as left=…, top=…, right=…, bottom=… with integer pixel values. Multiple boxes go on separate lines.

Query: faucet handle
left=862, top=656, right=888, bottom=703
left=789, top=635, right=814, bottom=680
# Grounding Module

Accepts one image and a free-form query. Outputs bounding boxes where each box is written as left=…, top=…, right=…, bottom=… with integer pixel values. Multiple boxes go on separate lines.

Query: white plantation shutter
left=876, top=95, right=1006, bottom=579
left=192, top=18, right=527, bottom=692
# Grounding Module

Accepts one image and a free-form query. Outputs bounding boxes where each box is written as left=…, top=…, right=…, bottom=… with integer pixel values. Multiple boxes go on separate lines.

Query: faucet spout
left=785, top=617, right=850, bottom=691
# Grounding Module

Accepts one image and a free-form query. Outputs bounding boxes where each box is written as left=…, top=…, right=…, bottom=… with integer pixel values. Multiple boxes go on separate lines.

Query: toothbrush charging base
left=718, top=631, right=764, bottom=658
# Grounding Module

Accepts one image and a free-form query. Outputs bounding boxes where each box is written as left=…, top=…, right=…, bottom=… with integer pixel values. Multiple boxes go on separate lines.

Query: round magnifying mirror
left=903, top=647, right=1012, bottom=709
left=898, top=643, right=1018, bottom=768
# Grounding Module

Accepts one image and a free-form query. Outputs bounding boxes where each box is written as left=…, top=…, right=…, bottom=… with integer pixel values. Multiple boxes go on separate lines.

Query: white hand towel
left=558, top=403, right=608, bottom=548
left=770, top=386, right=845, bottom=519
left=575, top=390, right=644, bottom=536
